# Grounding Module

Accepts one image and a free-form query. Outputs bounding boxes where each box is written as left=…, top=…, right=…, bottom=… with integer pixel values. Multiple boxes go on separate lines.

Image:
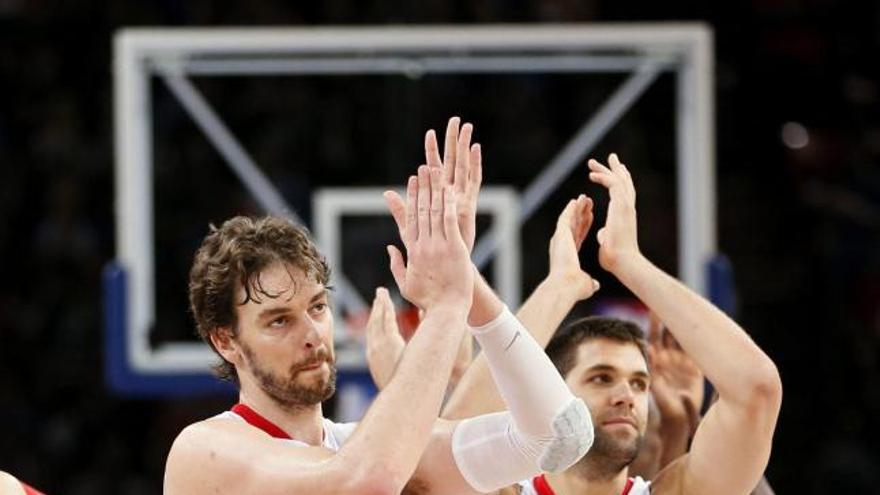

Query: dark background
left=1, top=1, right=879, bottom=493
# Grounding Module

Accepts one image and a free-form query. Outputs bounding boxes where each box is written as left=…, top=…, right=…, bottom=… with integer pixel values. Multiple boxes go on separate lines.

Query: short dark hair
left=546, top=316, right=648, bottom=378
left=188, top=215, right=331, bottom=382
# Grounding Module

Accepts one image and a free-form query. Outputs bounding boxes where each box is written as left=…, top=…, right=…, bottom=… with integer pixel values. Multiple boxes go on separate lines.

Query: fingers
left=404, top=175, right=418, bottom=245
left=588, top=157, right=612, bottom=174
left=556, top=198, right=578, bottom=232
left=589, top=157, right=633, bottom=207
left=383, top=190, right=407, bottom=243
left=609, top=153, right=636, bottom=199
left=429, top=167, right=444, bottom=236
left=661, top=327, right=683, bottom=350
left=376, top=285, right=391, bottom=303
left=647, top=318, right=663, bottom=347
left=556, top=195, right=592, bottom=236
left=590, top=155, right=636, bottom=202
left=367, top=287, right=385, bottom=334
left=443, top=116, right=461, bottom=183
left=607, top=152, right=624, bottom=173
left=569, top=194, right=588, bottom=230
left=648, top=312, right=664, bottom=344
left=469, top=143, right=482, bottom=190
left=647, top=344, right=658, bottom=367
left=588, top=158, right=615, bottom=189
left=573, top=194, right=594, bottom=249
left=596, top=226, right=607, bottom=246
left=425, top=130, right=443, bottom=170
left=387, top=245, right=406, bottom=291
left=455, top=123, right=473, bottom=194
left=417, top=165, right=430, bottom=240
left=443, top=184, right=459, bottom=241
left=376, top=287, right=398, bottom=334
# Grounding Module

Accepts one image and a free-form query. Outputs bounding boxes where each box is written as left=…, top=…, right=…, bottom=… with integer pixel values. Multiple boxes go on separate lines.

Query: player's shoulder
left=165, top=417, right=335, bottom=494
left=172, top=414, right=247, bottom=446
left=164, top=419, right=252, bottom=494
left=0, top=472, right=26, bottom=495
left=166, top=418, right=232, bottom=468
left=166, top=413, right=277, bottom=476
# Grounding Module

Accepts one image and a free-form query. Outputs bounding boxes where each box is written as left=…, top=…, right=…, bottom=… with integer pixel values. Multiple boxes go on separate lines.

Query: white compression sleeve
left=451, top=307, right=593, bottom=492
left=470, top=306, right=585, bottom=436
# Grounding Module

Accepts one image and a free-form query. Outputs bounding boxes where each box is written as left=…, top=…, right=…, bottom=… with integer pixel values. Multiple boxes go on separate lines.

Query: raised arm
left=443, top=195, right=600, bottom=419
left=630, top=318, right=704, bottom=479
left=365, top=287, right=473, bottom=394
left=355, top=165, right=475, bottom=492
left=384, top=120, right=594, bottom=494
left=166, top=167, right=474, bottom=495
left=365, top=287, right=406, bottom=390
left=587, top=154, right=782, bottom=495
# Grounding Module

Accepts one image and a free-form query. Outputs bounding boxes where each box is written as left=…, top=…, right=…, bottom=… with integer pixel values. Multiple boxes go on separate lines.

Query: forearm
left=615, top=255, right=781, bottom=406
left=442, top=272, right=504, bottom=419
left=443, top=274, right=581, bottom=419
left=468, top=306, right=578, bottom=435
left=517, top=275, right=583, bottom=347
left=449, top=307, right=592, bottom=492
left=345, top=308, right=468, bottom=489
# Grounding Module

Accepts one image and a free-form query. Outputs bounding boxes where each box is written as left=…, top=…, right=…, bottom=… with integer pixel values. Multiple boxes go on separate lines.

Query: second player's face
left=233, top=262, right=337, bottom=407
left=565, top=339, right=651, bottom=462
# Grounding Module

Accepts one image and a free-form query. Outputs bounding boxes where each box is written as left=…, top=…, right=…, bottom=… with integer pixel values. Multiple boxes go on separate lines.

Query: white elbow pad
left=539, top=397, right=593, bottom=471
left=451, top=398, right=593, bottom=493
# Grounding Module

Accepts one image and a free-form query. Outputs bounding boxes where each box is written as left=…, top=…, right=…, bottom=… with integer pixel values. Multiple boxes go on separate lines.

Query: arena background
left=1, top=1, right=879, bottom=493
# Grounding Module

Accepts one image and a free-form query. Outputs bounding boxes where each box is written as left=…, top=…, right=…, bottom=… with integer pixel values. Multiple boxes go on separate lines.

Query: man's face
left=564, top=338, right=651, bottom=475
left=231, top=262, right=336, bottom=408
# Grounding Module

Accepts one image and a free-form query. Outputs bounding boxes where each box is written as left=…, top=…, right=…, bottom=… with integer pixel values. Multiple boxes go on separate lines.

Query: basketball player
left=164, top=119, right=594, bottom=494
left=443, top=154, right=783, bottom=495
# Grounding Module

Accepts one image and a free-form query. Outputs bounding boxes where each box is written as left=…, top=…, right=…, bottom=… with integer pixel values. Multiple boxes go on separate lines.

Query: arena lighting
left=782, top=121, right=809, bottom=149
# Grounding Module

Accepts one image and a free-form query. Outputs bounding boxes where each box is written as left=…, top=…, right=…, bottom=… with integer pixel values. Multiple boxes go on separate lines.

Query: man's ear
left=210, top=326, right=241, bottom=365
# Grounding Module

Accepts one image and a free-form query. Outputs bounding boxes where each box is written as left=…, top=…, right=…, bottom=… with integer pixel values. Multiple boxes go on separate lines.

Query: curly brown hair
left=188, top=215, right=331, bottom=382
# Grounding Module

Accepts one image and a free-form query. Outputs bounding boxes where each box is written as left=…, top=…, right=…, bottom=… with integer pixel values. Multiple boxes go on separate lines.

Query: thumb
left=387, top=245, right=406, bottom=292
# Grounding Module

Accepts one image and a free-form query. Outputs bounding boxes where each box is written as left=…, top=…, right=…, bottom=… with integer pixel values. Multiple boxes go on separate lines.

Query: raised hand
left=588, top=153, right=642, bottom=274
left=384, top=165, right=474, bottom=313
left=425, top=117, right=482, bottom=253
left=386, top=117, right=483, bottom=254
left=366, top=287, right=406, bottom=390
left=548, top=194, right=601, bottom=301
left=647, top=314, right=704, bottom=441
